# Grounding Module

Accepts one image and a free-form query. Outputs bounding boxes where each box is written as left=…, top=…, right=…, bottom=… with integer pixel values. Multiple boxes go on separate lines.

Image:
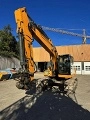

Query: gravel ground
left=0, top=73, right=90, bottom=120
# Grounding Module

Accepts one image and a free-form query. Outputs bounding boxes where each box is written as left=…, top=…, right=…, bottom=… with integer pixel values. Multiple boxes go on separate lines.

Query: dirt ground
left=0, top=73, right=90, bottom=120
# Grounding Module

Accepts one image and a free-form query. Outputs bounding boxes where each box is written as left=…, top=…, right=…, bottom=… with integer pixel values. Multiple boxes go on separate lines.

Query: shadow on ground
left=0, top=89, right=90, bottom=120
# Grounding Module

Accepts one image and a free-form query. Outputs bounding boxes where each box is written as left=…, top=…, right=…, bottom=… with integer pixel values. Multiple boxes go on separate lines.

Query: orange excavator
left=14, top=7, right=76, bottom=91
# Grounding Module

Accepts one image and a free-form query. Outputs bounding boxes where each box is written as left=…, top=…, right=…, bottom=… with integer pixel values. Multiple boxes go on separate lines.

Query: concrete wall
left=0, top=56, right=20, bottom=70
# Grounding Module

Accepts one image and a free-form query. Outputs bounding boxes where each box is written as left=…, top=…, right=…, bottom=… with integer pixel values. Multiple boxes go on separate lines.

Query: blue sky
left=0, top=0, right=90, bottom=46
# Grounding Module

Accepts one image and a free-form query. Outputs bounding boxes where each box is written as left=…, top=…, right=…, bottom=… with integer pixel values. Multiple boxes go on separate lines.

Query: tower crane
left=41, top=26, right=90, bottom=44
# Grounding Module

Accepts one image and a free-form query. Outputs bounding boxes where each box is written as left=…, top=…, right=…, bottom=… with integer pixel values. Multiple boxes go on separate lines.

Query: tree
left=0, top=25, right=19, bottom=58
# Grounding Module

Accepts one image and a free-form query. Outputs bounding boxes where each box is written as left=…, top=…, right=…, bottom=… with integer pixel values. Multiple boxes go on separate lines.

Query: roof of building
left=33, top=44, right=90, bottom=62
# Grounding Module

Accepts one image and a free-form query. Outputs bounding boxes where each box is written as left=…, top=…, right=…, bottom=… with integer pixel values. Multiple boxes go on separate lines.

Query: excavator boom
left=15, top=7, right=58, bottom=77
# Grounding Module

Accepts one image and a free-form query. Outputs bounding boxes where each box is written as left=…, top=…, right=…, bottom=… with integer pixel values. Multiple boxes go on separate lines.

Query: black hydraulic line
left=18, top=32, right=25, bottom=67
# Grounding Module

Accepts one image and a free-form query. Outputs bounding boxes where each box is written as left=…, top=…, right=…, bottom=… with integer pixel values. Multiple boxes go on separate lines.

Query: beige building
left=33, top=44, right=90, bottom=74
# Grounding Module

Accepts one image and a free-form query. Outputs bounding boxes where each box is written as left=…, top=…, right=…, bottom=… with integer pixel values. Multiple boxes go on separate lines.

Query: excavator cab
left=44, top=54, right=74, bottom=79
left=58, top=54, right=73, bottom=75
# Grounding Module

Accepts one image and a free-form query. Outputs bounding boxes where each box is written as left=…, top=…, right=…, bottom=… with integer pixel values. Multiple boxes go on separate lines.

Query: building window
left=75, top=66, right=80, bottom=71
left=85, top=66, right=90, bottom=71
left=71, top=66, right=80, bottom=71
